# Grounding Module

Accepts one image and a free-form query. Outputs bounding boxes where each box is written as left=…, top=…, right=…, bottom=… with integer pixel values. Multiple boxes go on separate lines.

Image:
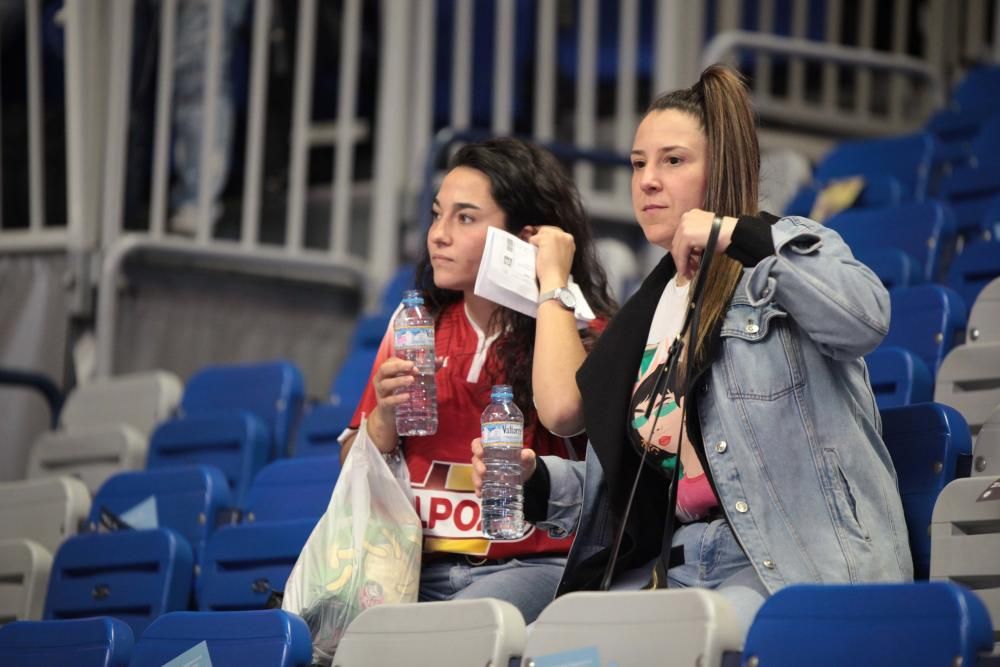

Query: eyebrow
left=432, top=197, right=482, bottom=211
left=630, top=145, right=689, bottom=157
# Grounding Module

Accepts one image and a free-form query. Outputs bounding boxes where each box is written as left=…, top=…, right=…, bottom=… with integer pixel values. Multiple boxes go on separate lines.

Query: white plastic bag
left=282, top=419, right=422, bottom=664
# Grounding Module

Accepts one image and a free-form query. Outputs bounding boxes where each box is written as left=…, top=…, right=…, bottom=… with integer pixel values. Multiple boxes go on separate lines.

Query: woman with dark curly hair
left=338, top=137, right=616, bottom=622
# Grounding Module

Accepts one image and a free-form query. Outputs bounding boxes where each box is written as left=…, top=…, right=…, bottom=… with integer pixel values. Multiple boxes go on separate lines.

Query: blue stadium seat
left=784, top=172, right=903, bottom=218
left=826, top=201, right=956, bottom=284
left=0, top=617, right=133, bottom=667
left=89, top=465, right=231, bottom=560
left=864, top=346, right=933, bottom=409
left=948, top=239, right=1000, bottom=311
left=743, top=582, right=996, bottom=667
left=197, top=457, right=338, bottom=611
left=197, top=520, right=315, bottom=611
left=814, top=132, right=934, bottom=203
left=292, top=403, right=349, bottom=458
left=241, top=457, right=339, bottom=523
left=938, top=116, right=1000, bottom=241
left=852, top=247, right=921, bottom=290
left=130, top=609, right=312, bottom=666
left=329, top=347, right=379, bottom=420
left=44, top=529, right=193, bottom=636
left=348, top=312, right=391, bottom=350
left=148, top=412, right=269, bottom=505
left=881, top=403, right=973, bottom=579
left=181, top=360, right=305, bottom=460
left=380, top=264, right=417, bottom=311
left=881, top=285, right=968, bottom=375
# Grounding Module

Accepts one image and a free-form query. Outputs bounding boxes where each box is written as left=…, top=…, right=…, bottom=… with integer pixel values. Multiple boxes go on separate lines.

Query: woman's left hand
left=524, top=225, right=576, bottom=292
left=672, top=209, right=738, bottom=280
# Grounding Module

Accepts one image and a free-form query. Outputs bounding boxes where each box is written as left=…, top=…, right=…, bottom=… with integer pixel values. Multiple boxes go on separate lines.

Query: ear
left=518, top=226, right=537, bottom=242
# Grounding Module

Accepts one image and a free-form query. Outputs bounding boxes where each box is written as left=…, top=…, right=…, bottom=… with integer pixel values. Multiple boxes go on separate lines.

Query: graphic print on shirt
left=411, top=460, right=533, bottom=556
left=628, top=341, right=683, bottom=478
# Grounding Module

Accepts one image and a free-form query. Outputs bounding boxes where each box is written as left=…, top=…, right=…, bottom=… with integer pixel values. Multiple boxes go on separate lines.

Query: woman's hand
left=672, top=209, right=738, bottom=280
left=470, top=437, right=538, bottom=498
left=524, top=225, right=576, bottom=291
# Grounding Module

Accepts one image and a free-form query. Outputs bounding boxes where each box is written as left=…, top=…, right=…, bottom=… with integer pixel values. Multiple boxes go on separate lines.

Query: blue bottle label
left=481, top=421, right=523, bottom=447
left=394, top=325, right=435, bottom=350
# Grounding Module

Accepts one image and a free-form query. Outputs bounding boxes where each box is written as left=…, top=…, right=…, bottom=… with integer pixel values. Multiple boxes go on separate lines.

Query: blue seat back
left=380, top=264, right=417, bottom=311
left=882, top=284, right=968, bottom=375
left=815, top=132, right=934, bottom=202
left=948, top=239, right=1000, bottom=310
left=329, top=347, right=379, bottom=417
left=244, top=457, right=339, bottom=523
left=0, top=617, right=133, bottom=667
left=864, top=347, right=933, bottom=410
left=197, top=520, right=315, bottom=612
left=852, top=247, right=921, bottom=290
left=148, top=413, right=269, bottom=505
left=783, top=173, right=904, bottom=219
left=90, top=465, right=231, bottom=560
left=130, top=609, right=312, bottom=666
left=44, top=529, right=194, bottom=637
left=880, top=403, right=973, bottom=578
left=826, top=201, right=956, bottom=283
left=292, top=403, right=350, bottom=458
left=743, top=582, right=995, bottom=667
left=181, top=360, right=304, bottom=459
left=348, top=312, right=390, bottom=351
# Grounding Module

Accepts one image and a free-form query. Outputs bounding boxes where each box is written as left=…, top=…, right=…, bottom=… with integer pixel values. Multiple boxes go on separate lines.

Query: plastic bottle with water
left=393, top=290, right=438, bottom=436
left=481, top=384, right=526, bottom=540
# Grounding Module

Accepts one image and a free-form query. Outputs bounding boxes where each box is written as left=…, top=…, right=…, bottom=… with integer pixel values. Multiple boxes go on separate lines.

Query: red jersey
left=347, top=301, right=586, bottom=559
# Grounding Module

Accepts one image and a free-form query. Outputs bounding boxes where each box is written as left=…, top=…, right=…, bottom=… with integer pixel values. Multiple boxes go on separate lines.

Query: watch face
left=558, top=290, right=576, bottom=309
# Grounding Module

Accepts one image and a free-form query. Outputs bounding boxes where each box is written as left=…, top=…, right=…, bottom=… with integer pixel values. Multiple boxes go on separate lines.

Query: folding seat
left=88, top=465, right=231, bottom=562
left=379, top=263, right=416, bottom=311
left=743, top=582, right=996, bottom=667
left=0, top=616, right=133, bottom=667
left=522, top=590, right=743, bottom=667
left=335, top=599, right=526, bottom=667
left=864, top=346, right=933, bottom=409
left=931, top=475, right=1000, bottom=643
left=826, top=201, right=957, bottom=284
left=595, top=237, right=640, bottom=303
left=851, top=247, right=920, bottom=290
left=59, top=371, right=182, bottom=438
left=938, top=117, right=1000, bottom=241
left=292, top=403, right=349, bottom=458
left=26, top=424, right=146, bottom=494
left=784, top=171, right=903, bottom=219
left=44, top=529, right=193, bottom=636
left=0, top=476, right=90, bottom=553
left=973, top=405, right=1000, bottom=478
left=966, top=276, right=1000, bottom=344
left=881, top=285, right=967, bottom=375
left=147, top=412, right=268, bottom=504
left=0, top=540, right=51, bottom=623
left=180, top=360, right=304, bottom=460
left=881, top=403, right=973, bottom=579
left=807, top=132, right=934, bottom=205
left=197, top=457, right=339, bottom=611
left=934, top=342, right=1000, bottom=436
left=949, top=242, right=1000, bottom=321
left=129, top=609, right=311, bottom=667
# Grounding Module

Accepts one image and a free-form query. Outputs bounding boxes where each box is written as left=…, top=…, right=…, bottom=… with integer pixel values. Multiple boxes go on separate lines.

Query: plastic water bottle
left=481, top=384, right=525, bottom=540
left=393, top=290, right=438, bottom=436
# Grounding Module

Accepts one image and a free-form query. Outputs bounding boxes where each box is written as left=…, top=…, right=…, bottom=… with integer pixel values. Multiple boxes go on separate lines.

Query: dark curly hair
left=414, top=137, right=617, bottom=421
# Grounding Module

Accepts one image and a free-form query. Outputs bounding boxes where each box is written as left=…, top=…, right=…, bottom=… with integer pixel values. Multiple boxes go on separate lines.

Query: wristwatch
left=538, top=286, right=577, bottom=311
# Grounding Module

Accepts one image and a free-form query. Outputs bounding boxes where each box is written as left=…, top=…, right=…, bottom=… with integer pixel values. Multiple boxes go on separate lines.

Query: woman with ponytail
left=472, top=65, right=911, bottom=633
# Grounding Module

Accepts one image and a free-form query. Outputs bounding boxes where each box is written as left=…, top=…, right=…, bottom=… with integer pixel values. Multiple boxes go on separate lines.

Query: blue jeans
left=612, top=519, right=769, bottom=637
left=419, top=554, right=566, bottom=624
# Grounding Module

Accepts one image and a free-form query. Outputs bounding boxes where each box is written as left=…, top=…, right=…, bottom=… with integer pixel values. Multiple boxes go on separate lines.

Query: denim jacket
left=531, top=215, right=914, bottom=595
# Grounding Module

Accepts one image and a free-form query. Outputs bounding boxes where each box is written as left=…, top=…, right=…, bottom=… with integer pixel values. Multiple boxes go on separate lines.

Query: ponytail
left=645, top=65, right=760, bottom=368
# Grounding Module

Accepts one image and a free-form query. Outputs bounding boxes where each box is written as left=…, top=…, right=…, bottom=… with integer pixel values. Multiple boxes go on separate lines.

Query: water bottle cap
left=490, top=384, right=513, bottom=400
left=402, top=290, right=424, bottom=306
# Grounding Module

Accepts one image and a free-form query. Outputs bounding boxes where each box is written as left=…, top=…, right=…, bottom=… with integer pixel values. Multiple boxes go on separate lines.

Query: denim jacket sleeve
left=744, top=215, right=890, bottom=360
left=532, top=455, right=587, bottom=539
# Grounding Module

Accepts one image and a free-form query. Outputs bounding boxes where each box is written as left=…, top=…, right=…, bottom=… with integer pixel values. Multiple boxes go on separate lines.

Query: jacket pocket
left=821, top=448, right=871, bottom=542
left=720, top=301, right=804, bottom=400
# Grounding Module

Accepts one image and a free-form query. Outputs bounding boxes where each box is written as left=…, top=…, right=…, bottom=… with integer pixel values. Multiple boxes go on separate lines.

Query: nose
left=638, top=166, right=661, bottom=194
left=428, top=216, right=450, bottom=246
